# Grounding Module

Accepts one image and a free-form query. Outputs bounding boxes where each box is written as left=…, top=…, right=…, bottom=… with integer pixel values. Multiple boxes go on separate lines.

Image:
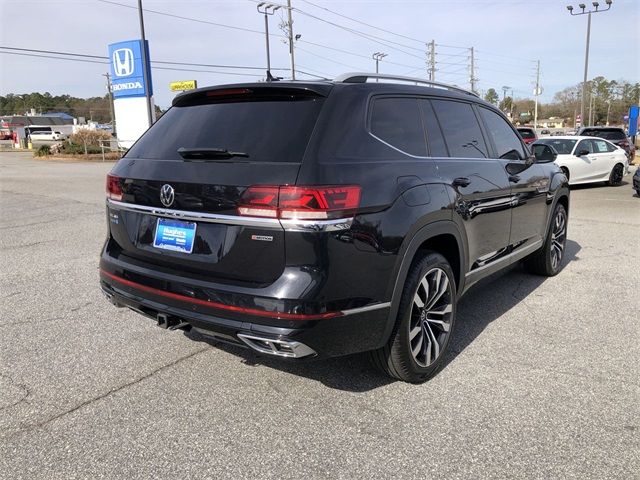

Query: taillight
left=106, top=174, right=123, bottom=201
left=238, top=185, right=361, bottom=220
left=619, top=141, right=629, bottom=147
left=237, top=186, right=279, bottom=217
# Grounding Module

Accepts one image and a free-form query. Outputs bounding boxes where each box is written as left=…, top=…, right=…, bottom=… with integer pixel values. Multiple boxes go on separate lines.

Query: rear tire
left=370, top=252, right=456, bottom=383
left=607, top=163, right=624, bottom=186
left=524, top=203, right=567, bottom=276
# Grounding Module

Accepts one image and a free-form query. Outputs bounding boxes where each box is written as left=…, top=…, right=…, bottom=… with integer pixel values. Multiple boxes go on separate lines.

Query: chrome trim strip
left=107, top=199, right=356, bottom=232
left=107, top=199, right=282, bottom=229
left=341, top=302, right=391, bottom=316
left=465, top=239, right=543, bottom=278
left=280, top=217, right=354, bottom=232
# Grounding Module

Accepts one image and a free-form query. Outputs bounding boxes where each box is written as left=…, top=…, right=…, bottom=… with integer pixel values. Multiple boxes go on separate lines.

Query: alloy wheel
left=409, top=268, right=454, bottom=367
left=550, top=209, right=567, bottom=270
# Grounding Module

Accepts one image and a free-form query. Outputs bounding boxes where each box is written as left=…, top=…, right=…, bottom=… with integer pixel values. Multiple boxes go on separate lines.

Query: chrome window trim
left=107, top=199, right=354, bottom=232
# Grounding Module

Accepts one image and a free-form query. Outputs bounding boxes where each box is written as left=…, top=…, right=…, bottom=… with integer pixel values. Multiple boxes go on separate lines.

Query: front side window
left=369, top=97, right=427, bottom=156
left=431, top=100, right=488, bottom=158
left=479, top=107, right=526, bottom=160
left=575, top=140, right=593, bottom=155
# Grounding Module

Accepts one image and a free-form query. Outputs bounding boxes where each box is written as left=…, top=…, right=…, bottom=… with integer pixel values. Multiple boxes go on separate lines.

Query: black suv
left=577, top=126, right=635, bottom=160
left=100, top=73, right=569, bottom=383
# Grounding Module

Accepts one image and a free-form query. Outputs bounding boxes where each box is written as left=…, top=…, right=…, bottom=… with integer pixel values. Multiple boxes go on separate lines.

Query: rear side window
left=126, top=92, right=324, bottom=162
left=431, top=100, right=488, bottom=158
left=479, top=107, right=526, bottom=160
left=592, top=139, right=610, bottom=153
left=420, top=100, right=448, bottom=157
left=369, top=97, right=427, bottom=156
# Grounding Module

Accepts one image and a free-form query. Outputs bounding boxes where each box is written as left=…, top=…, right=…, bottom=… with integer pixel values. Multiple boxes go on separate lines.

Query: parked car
left=532, top=136, right=629, bottom=186
left=516, top=127, right=537, bottom=145
left=29, top=130, right=66, bottom=141
left=100, top=73, right=570, bottom=383
left=633, top=167, right=640, bottom=197
left=577, top=126, right=636, bottom=161
left=540, top=129, right=551, bottom=136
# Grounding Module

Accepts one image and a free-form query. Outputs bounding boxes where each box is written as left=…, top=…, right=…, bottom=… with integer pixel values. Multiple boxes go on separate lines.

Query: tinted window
left=581, top=128, right=626, bottom=141
left=480, top=107, right=526, bottom=160
left=126, top=94, right=324, bottom=162
left=534, top=138, right=577, bottom=155
left=431, top=100, right=488, bottom=158
left=517, top=128, right=536, bottom=139
left=370, top=97, right=427, bottom=156
left=420, top=100, right=448, bottom=156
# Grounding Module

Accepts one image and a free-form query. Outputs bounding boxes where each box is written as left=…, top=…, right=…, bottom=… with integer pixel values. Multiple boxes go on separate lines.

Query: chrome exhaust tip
left=237, top=333, right=316, bottom=358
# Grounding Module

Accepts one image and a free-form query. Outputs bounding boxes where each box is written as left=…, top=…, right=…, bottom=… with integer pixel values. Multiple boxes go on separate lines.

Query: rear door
left=591, top=138, right=616, bottom=177
left=107, top=86, right=327, bottom=284
left=428, top=98, right=513, bottom=270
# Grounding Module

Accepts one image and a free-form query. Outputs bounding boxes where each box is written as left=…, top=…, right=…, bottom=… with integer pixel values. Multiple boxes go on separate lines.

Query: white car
left=532, top=136, right=629, bottom=186
left=29, top=131, right=66, bottom=141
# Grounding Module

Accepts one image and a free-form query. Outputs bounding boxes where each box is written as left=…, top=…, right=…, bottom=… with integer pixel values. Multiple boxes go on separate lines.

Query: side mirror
left=532, top=144, right=558, bottom=163
left=576, top=149, right=590, bottom=157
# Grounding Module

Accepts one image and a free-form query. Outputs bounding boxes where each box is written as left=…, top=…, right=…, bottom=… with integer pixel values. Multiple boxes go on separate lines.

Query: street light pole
left=566, top=0, right=613, bottom=128
left=257, top=3, right=281, bottom=76
left=137, top=0, right=153, bottom=127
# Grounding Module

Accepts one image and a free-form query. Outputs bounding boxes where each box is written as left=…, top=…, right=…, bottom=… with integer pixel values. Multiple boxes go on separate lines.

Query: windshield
left=126, top=94, right=325, bottom=162
left=534, top=138, right=577, bottom=155
left=581, top=129, right=626, bottom=140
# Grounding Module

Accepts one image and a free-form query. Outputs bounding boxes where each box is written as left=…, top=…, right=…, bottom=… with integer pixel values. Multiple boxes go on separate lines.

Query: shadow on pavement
left=188, top=240, right=582, bottom=393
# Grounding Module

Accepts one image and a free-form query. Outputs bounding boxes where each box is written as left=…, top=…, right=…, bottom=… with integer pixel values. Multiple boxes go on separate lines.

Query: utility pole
left=534, top=60, right=541, bottom=130
left=103, top=73, right=116, bottom=137
left=427, top=40, right=436, bottom=81
left=286, top=0, right=296, bottom=80
left=469, top=47, right=476, bottom=93
left=257, top=3, right=281, bottom=76
left=137, top=0, right=153, bottom=127
left=372, top=52, right=387, bottom=76
left=510, top=88, right=514, bottom=118
left=567, top=1, right=613, bottom=128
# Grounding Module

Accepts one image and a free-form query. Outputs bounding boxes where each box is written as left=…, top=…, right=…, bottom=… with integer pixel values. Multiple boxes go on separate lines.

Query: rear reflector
left=100, top=269, right=342, bottom=320
left=238, top=185, right=361, bottom=220
left=106, top=174, right=123, bottom=201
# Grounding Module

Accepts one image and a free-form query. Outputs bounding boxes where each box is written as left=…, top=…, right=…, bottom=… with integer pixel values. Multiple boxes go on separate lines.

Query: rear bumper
left=99, top=254, right=391, bottom=359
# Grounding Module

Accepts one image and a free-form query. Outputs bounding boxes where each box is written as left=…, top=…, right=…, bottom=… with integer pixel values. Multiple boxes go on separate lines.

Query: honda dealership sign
left=108, top=39, right=155, bottom=147
left=108, top=40, right=153, bottom=99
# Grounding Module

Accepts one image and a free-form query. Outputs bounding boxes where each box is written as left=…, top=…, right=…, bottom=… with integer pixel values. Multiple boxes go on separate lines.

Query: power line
left=295, top=46, right=363, bottom=70
left=298, top=0, right=426, bottom=45
left=0, top=46, right=287, bottom=71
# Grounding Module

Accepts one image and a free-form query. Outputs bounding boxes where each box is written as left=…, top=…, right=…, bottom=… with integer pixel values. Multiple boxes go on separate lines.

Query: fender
left=379, top=220, right=467, bottom=347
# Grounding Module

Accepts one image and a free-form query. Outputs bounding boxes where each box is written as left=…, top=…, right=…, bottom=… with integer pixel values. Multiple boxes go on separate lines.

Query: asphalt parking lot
left=1, top=151, right=638, bottom=479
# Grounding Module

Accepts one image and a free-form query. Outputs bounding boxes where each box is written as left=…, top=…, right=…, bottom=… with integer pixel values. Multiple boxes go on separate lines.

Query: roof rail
left=334, top=72, right=479, bottom=98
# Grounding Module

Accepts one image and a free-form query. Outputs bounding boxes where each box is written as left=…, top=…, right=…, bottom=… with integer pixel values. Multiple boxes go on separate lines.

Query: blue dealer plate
left=153, top=218, right=196, bottom=254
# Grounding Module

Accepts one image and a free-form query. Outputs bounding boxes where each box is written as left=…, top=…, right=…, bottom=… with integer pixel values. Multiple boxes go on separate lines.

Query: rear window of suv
left=517, top=128, right=536, bottom=139
left=580, top=128, right=626, bottom=141
left=126, top=89, right=325, bottom=163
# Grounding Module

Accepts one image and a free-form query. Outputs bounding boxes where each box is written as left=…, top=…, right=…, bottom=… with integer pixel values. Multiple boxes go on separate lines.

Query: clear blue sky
left=1, top=0, right=638, bottom=107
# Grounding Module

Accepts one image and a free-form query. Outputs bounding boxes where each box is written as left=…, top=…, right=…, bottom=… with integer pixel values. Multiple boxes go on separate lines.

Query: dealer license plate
left=153, top=218, right=196, bottom=254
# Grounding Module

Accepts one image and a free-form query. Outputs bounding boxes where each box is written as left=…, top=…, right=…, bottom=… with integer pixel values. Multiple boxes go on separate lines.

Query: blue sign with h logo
left=108, top=40, right=153, bottom=99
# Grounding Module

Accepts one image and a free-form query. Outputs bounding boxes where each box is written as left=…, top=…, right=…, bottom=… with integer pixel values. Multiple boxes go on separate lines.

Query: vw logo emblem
left=160, top=184, right=175, bottom=207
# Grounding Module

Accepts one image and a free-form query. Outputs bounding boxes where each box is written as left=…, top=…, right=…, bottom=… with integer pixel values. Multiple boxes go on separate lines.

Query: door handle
left=508, top=174, right=521, bottom=183
left=452, top=177, right=471, bottom=187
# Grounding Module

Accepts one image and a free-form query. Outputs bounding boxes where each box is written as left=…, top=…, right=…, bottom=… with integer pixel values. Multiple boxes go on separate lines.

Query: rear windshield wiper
left=177, top=147, right=250, bottom=161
